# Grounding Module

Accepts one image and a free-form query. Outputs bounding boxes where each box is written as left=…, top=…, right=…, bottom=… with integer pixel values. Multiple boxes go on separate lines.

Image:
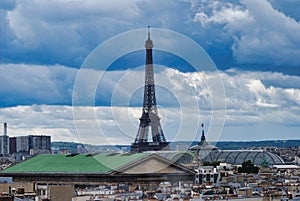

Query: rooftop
left=204, top=150, right=285, bottom=166
left=1, top=153, right=147, bottom=174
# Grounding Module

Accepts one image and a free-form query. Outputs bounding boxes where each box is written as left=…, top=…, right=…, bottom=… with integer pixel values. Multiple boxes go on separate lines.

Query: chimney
left=4, top=123, right=7, bottom=136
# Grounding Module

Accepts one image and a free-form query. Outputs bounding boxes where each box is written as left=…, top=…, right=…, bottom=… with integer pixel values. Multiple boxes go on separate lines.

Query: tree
left=261, top=158, right=269, bottom=167
left=238, top=160, right=259, bottom=174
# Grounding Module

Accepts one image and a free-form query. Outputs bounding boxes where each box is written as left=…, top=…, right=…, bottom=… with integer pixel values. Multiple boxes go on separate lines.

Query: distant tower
left=0, top=123, right=9, bottom=155
left=199, top=123, right=208, bottom=147
left=189, top=123, right=218, bottom=163
left=131, top=27, right=169, bottom=152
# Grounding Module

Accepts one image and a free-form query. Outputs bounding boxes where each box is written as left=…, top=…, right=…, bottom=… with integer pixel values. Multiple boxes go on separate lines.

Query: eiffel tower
left=131, top=27, right=169, bottom=153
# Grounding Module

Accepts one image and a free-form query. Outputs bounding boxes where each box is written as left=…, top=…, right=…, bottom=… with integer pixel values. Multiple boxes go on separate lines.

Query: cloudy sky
left=0, top=0, right=299, bottom=145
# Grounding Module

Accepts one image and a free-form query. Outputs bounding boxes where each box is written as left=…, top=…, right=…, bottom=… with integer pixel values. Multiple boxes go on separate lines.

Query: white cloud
left=2, top=64, right=300, bottom=110
left=0, top=64, right=77, bottom=106
left=0, top=64, right=300, bottom=142
left=8, top=0, right=142, bottom=42
left=2, top=0, right=299, bottom=68
left=192, top=0, right=300, bottom=65
left=194, top=1, right=251, bottom=27
left=0, top=105, right=200, bottom=144
left=3, top=0, right=146, bottom=66
left=3, top=0, right=193, bottom=67
left=223, top=69, right=300, bottom=107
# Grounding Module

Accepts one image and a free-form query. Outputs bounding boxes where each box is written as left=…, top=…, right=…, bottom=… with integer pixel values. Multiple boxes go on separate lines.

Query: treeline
left=51, top=140, right=300, bottom=152
left=215, top=140, right=300, bottom=150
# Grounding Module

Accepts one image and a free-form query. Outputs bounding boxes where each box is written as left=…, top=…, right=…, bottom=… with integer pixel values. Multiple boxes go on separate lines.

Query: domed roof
left=203, top=150, right=285, bottom=166
left=189, top=131, right=218, bottom=151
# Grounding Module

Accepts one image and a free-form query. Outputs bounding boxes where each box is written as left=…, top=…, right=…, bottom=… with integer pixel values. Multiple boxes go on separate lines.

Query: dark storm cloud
left=1, top=0, right=299, bottom=68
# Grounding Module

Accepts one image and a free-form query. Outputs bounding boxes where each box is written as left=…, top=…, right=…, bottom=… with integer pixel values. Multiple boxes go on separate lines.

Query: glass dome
left=203, top=150, right=285, bottom=166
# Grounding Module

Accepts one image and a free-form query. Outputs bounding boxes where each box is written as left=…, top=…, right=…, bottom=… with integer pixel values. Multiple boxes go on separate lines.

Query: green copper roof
left=1, top=153, right=147, bottom=173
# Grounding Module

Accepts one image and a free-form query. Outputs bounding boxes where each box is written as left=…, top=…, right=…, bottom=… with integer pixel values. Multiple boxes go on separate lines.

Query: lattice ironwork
left=131, top=27, right=169, bottom=152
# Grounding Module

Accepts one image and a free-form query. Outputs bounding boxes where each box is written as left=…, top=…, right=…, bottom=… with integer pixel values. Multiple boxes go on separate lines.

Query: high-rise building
left=10, top=135, right=51, bottom=155
left=9, top=137, right=16, bottom=155
left=16, top=136, right=30, bottom=153
left=30, top=135, right=51, bottom=150
left=0, top=123, right=9, bottom=155
left=131, top=27, right=169, bottom=152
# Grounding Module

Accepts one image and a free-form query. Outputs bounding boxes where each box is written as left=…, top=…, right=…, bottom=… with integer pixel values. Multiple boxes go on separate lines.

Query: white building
left=195, top=166, right=219, bottom=185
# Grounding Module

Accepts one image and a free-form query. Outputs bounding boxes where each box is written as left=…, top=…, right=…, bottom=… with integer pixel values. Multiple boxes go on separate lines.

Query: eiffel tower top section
left=131, top=27, right=169, bottom=153
left=145, top=26, right=153, bottom=50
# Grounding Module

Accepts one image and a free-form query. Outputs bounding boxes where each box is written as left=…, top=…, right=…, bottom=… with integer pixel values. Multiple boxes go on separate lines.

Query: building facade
left=195, top=166, right=219, bottom=185
left=0, top=135, right=9, bottom=156
left=30, top=135, right=51, bottom=150
left=16, top=136, right=30, bottom=153
left=9, top=137, right=16, bottom=154
left=11, top=135, right=51, bottom=155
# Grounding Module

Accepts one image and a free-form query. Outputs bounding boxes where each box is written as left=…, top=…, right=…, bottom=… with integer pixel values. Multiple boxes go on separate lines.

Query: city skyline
left=0, top=0, right=300, bottom=144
